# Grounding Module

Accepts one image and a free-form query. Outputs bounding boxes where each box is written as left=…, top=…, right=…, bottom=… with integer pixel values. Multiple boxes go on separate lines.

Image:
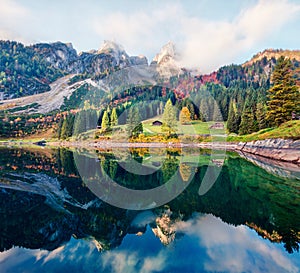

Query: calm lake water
left=0, top=146, right=299, bottom=273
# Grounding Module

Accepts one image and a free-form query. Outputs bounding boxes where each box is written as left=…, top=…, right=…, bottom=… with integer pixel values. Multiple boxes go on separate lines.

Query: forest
left=0, top=40, right=299, bottom=139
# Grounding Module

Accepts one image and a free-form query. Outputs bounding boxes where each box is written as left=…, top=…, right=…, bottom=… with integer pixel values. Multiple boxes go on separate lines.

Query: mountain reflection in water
left=0, top=147, right=299, bottom=273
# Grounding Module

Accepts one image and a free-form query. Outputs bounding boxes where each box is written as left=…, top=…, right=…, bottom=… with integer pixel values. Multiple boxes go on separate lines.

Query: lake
left=0, top=146, right=299, bottom=273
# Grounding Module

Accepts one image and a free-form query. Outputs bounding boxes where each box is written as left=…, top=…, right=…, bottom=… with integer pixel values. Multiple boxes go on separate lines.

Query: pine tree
left=101, top=111, right=110, bottom=130
left=227, top=100, right=240, bottom=134
left=73, top=110, right=86, bottom=136
left=179, top=107, right=191, bottom=124
left=212, top=100, right=222, bottom=121
left=126, top=106, right=143, bottom=137
left=162, top=99, right=177, bottom=135
left=239, top=99, right=256, bottom=135
left=56, top=117, right=63, bottom=138
left=60, top=114, right=74, bottom=139
left=199, top=98, right=210, bottom=121
left=266, top=56, right=300, bottom=126
left=60, top=116, right=68, bottom=140
left=256, top=102, right=268, bottom=130
left=185, top=100, right=195, bottom=120
left=110, top=108, right=118, bottom=127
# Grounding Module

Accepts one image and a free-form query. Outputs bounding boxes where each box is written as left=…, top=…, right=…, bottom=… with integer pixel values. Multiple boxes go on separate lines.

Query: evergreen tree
left=227, top=100, right=240, bottom=134
left=60, top=117, right=68, bottom=140
left=239, top=99, right=256, bottom=135
left=162, top=99, right=177, bottom=135
left=60, top=114, right=74, bottom=139
left=212, top=100, right=223, bottom=121
left=101, top=111, right=110, bottom=130
left=256, top=102, right=268, bottom=130
left=199, top=99, right=209, bottom=122
left=126, top=106, right=143, bottom=137
left=56, top=117, right=63, bottom=138
left=73, top=111, right=86, bottom=135
left=184, top=99, right=196, bottom=120
left=67, top=115, right=75, bottom=137
left=97, top=110, right=104, bottom=127
left=179, top=107, right=191, bottom=124
left=266, top=56, right=300, bottom=126
left=110, top=108, right=118, bottom=127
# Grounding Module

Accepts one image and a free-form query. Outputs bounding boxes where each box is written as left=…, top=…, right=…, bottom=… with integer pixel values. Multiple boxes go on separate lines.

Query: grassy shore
left=227, top=120, right=300, bottom=142
left=1, top=120, right=299, bottom=147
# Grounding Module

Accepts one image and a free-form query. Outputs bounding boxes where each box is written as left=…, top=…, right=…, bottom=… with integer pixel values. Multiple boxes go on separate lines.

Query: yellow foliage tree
left=179, top=107, right=191, bottom=125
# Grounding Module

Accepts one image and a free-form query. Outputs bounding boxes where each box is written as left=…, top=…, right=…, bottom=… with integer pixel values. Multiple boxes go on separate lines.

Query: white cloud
left=0, top=0, right=299, bottom=72
left=92, top=0, right=300, bottom=73
left=101, top=250, right=167, bottom=273
left=92, top=3, right=183, bottom=57
left=0, top=0, right=31, bottom=42
left=175, top=214, right=299, bottom=273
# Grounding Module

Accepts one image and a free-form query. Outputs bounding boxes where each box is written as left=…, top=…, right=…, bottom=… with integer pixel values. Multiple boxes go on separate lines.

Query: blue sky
left=0, top=0, right=300, bottom=72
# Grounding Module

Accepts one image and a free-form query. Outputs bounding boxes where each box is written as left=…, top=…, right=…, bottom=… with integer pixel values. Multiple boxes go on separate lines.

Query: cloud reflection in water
left=0, top=213, right=299, bottom=273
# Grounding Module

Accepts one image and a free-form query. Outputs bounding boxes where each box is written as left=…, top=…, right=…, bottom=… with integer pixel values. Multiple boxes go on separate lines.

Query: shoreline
left=0, top=138, right=299, bottom=164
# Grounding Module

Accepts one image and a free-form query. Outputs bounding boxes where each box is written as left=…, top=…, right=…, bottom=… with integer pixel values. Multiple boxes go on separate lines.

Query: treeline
left=0, top=111, right=58, bottom=137
left=226, top=56, right=300, bottom=134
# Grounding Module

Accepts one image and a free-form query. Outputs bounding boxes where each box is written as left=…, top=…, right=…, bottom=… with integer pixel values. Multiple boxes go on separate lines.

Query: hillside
left=243, top=49, right=300, bottom=66
left=0, top=39, right=299, bottom=140
left=0, top=40, right=149, bottom=100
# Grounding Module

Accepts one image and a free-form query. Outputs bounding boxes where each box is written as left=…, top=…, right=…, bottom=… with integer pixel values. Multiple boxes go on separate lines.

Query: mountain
left=32, top=42, right=78, bottom=72
left=243, top=48, right=300, bottom=67
left=0, top=39, right=299, bottom=138
left=151, top=41, right=183, bottom=77
left=0, top=40, right=149, bottom=100
left=98, top=40, right=148, bottom=67
left=0, top=40, right=64, bottom=99
left=196, top=48, right=300, bottom=88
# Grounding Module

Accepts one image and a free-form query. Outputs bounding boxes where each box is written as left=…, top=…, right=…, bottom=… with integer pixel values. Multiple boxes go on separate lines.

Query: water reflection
left=0, top=147, right=299, bottom=272
left=0, top=214, right=299, bottom=273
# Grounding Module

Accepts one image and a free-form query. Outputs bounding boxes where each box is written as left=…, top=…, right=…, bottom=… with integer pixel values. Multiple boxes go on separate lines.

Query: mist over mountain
left=1, top=39, right=299, bottom=101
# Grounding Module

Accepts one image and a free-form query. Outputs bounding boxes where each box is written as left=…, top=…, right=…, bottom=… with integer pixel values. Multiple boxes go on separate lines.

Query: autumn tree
left=179, top=107, right=191, bottom=124
left=266, top=56, right=300, bottom=126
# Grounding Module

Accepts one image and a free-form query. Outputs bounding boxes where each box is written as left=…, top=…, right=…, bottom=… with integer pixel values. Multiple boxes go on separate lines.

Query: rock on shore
left=236, top=139, right=300, bottom=164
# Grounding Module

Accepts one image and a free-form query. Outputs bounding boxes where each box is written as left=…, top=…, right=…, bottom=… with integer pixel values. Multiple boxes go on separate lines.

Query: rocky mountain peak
left=151, top=41, right=182, bottom=77
left=32, top=41, right=78, bottom=71
left=152, top=41, right=177, bottom=65
left=98, top=40, right=128, bottom=59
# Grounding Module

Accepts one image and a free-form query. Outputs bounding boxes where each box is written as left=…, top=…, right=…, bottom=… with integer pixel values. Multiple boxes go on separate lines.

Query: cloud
left=0, top=0, right=31, bottom=42
left=101, top=250, right=167, bottom=273
left=0, top=214, right=299, bottom=273
left=92, top=0, right=300, bottom=73
left=92, top=3, right=183, bottom=56
left=175, top=214, right=299, bottom=273
left=1, top=1, right=299, bottom=72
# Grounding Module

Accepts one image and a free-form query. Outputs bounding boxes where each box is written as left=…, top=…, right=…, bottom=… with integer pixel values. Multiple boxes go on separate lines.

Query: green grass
left=57, top=118, right=300, bottom=144
left=142, top=118, right=224, bottom=135
left=227, top=120, right=300, bottom=142
left=75, top=117, right=226, bottom=143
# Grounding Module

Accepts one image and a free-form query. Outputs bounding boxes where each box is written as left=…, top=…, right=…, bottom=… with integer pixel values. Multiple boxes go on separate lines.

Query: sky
left=0, top=0, right=300, bottom=72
